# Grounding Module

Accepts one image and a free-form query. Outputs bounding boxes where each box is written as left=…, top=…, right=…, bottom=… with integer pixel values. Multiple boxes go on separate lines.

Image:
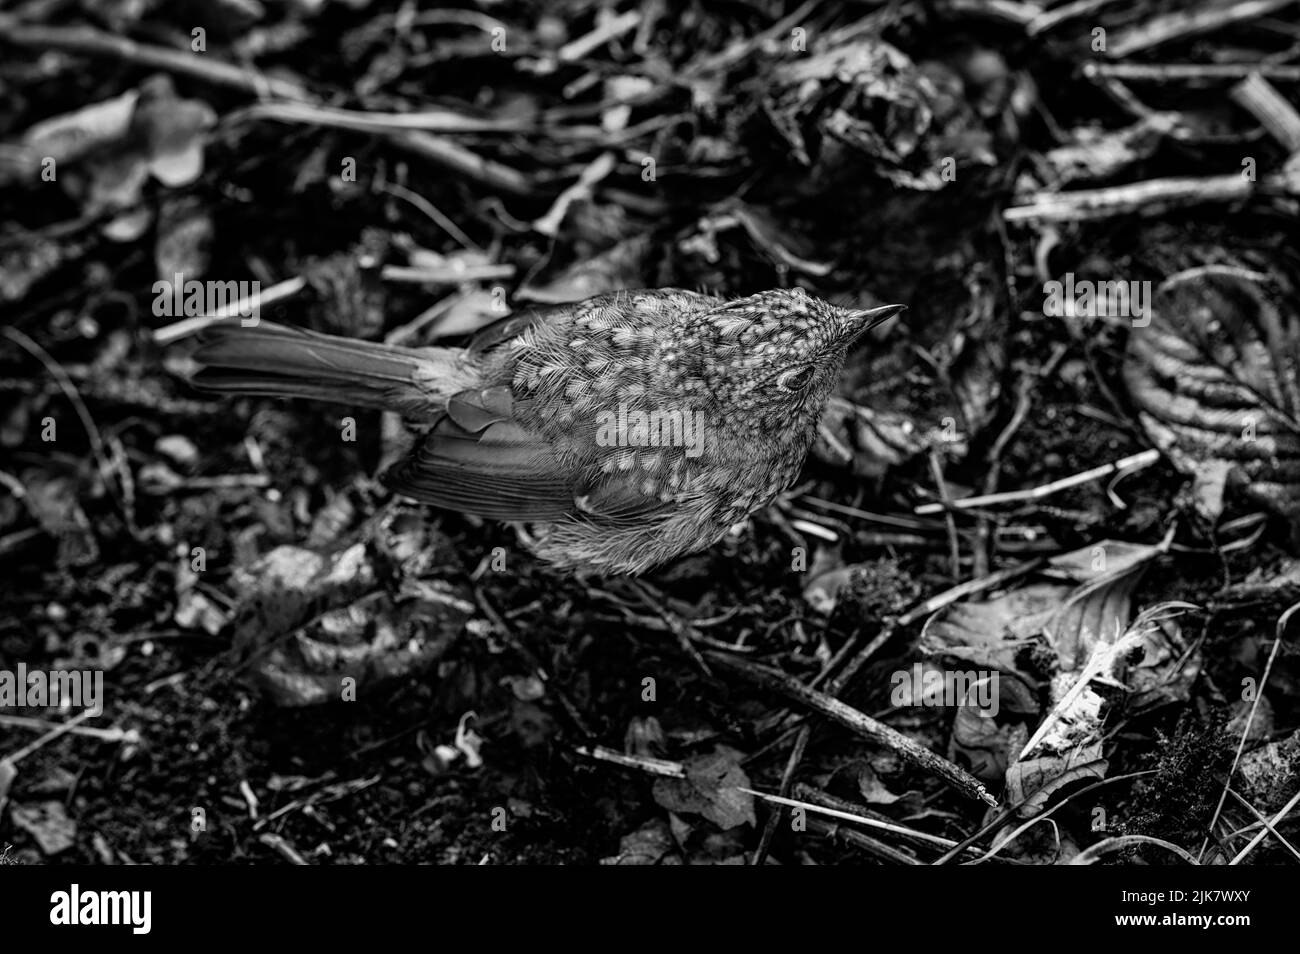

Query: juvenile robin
left=191, top=288, right=903, bottom=573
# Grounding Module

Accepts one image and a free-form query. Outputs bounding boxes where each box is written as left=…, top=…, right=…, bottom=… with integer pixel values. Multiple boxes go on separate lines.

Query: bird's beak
left=837, top=303, right=906, bottom=346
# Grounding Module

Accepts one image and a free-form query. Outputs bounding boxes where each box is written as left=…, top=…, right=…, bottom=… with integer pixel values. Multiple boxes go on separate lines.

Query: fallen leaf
left=1123, top=266, right=1300, bottom=524
left=10, top=800, right=77, bottom=856
left=652, top=746, right=756, bottom=830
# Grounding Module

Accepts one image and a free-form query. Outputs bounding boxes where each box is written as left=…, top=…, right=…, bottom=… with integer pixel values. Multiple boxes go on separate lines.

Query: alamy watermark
left=595, top=402, right=706, bottom=458
left=152, top=272, right=260, bottom=326
left=50, top=884, right=151, bottom=934
left=0, top=664, right=104, bottom=716
left=890, top=663, right=999, bottom=718
left=1043, top=272, right=1150, bottom=327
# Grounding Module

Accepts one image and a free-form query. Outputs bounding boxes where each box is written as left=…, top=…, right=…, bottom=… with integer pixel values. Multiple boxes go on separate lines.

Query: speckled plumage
left=191, top=288, right=902, bottom=573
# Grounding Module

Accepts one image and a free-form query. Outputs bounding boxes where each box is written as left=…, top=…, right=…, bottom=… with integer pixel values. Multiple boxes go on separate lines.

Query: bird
left=190, top=287, right=904, bottom=574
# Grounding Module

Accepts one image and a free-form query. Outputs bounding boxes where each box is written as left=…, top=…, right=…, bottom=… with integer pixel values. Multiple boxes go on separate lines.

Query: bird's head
left=664, top=288, right=905, bottom=430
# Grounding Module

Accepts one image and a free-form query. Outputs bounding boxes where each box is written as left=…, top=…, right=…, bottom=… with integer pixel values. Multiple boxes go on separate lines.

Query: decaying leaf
left=1032, top=113, right=1178, bottom=189
left=1042, top=537, right=1168, bottom=671
left=651, top=745, right=756, bottom=830
left=764, top=37, right=991, bottom=190
left=1123, top=266, right=1300, bottom=525
left=2, top=75, right=216, bottom=241
left=601, top=818, right=682, bottom=865
left=1009, top=602, right=1196, bottom=817
left=1005, top=744, right=1107, bottom=819
left=922, top=539, right=1177, bottom=802
left=10, top=800, right=77, bottom=856
left=230, top=513, right=474, bottom=706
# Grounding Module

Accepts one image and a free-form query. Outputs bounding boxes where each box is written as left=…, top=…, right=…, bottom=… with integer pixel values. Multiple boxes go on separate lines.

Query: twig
left=381, top=264, right=515, bottom=284
left=628, top=579, right=713, bottom=677
left=1005, top=175, right=1264, bottom=223
left=375, top=181, right=482, bottom=252
left=742, top=788, right=960, bottom=848
left=152, top=276, right=307, bottom=344
left=1229, top=787, right=1300, bottom=864
left=1231, top=72, right=1300, bottom=151
left=258, top=833, right=310, bottom=865
left=2, top=709, right=98, bottom=764
left=2, top=327, right=116, bottom=500
left=928, top=449, right=962, bottom=584
left=751, top=723, right=809, bottom=866
left=473, top=586, right=596, bottom=739
left=1027, top=0, right=1126, bottom=35
left=573, top=745, right=686, bottom=778
left=533, top=151, right=617, bottom=237
left=806, top=817, right=924, bottom=864
left=1087, top=62, right=1300, bottom=83
left=1106, top=0, right=1299, bottom=59
left=707, top=653, right=997, bottom=806
left=1072, top=834, right=1200, bottom=865
left=0, top=16, right=309, bottom=99
left=388, top=130, right=536, bottom=196
left=0, top=715, right=138, bottom=746
left=914, top=449, right=1160, bottom=515
left=556, top=9, right=642, bottom=63
left=1226, top=787, right=1300, bottom=862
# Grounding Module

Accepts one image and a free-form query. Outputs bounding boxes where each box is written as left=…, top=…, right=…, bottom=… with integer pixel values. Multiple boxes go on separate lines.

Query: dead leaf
left=1123, top=266, right=1300, bottom=524
left=600, top=819, right=682, bottom=865
left=652, top=746, right=756, bottom=830
left=10, top=800, right=77, bottom=856
left=230, top=517, right=473, bottom=706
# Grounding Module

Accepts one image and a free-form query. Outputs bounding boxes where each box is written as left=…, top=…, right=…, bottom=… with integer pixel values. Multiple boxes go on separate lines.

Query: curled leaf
left=1123, top=266, right=1300, bottom=523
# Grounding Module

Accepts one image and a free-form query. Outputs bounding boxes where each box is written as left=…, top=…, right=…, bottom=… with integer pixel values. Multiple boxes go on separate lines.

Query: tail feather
left=190, top=321, right=469, bottom=420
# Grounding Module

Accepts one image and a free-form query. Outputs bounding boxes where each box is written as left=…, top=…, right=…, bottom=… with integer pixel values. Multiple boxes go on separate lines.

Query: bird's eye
left=776, top=366, right=815, bottom=392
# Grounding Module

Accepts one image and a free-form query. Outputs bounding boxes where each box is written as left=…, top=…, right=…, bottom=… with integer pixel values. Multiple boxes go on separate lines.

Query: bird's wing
left=388, top=290, right=724, bottom=523
left=381, top=384, right=577, bottom=521
left=382, top=387, right=697, bottom=526
left=570, top=474, right=682, bottom=527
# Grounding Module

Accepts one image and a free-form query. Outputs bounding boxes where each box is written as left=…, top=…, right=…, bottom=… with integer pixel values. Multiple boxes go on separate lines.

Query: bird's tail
left=189, top=321, right=471, bottom=419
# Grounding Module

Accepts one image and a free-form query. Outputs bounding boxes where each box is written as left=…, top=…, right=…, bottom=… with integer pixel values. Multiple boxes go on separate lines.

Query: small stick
left=533, top=151, right=617, bottom=237
left=1226, top=788, right=1300, bottom=863
left=3, top=709, right=98, bottom=765
left=807, top=817, right=924, bottom=864
left=573, top=745, right=685, bottom=778
left=750, top=723, right=810, bottom=866
left=1027, top=0, right=1126, bottom=35
left=556, top=10, right=642, bottom=63
left=380, top=264, right=516, bottom=285
left=1106, top=0, right=1298, bottom=59
left=0, top=715, right=138, bottom=745
left=152, top=276, right=307, bottom=344
left=928, top=449, right=962, bottom=584
left=743, top=788, right=960, bottom=847
left=1231, top=73, right=1300, bottom=151
left=0, top=16, right=308, bottom=99
left=1229, top=787, right=1300, bottom=864
left=914, top=448, right=1160, bottom=514
left=1088, top=62, right=1300, bottom=83
left=376, top=181, right=482, bottom=252
left=258, top=833, right=309, bottom=865
left=388, top=130, right=536, bottom=196
left=707, top=653, right=997, bottom=806
left=1005, top=175, right=1262, bottom=223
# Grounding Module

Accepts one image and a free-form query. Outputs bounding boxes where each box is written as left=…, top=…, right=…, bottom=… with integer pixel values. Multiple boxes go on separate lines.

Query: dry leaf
left=651, top=746, right=756, bottom=830
left=1123, top=266, right=1300, bottom=524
